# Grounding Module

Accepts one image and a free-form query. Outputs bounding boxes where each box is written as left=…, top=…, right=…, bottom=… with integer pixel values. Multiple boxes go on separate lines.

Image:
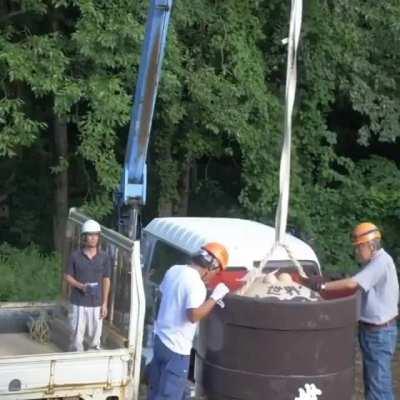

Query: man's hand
left=302, top=275, right=325, bottom=292
left=79, top=282, right=88, bottom=293
left=65, top=274, right=87, bottom=293
left=290, top=271, right=302, bottom=284
left=100, top=303, right=108, bottom=319
left=210, top=283, right=230, bottom=302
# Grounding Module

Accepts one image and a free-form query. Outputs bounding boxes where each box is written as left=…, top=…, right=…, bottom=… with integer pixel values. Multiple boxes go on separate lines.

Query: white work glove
left=210, top=283, right=230, bottom=302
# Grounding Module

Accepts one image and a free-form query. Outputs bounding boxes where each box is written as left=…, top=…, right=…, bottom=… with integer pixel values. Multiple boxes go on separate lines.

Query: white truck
left=0, top=209, right=321, bottom=400
left=0, top=208, right=145, bottom=400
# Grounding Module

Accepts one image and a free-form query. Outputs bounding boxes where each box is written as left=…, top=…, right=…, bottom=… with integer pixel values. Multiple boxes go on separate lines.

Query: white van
left=142, top=217, right=320, bottom=273
left=140, top=217, right=321, bottom=364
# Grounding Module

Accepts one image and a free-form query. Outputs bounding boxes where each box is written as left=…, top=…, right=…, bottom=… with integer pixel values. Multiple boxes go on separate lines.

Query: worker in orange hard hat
left=193, top=242, right=229, bottom=275
left=304, top=222, right=399, bottom=400
left=147, top=242, right=230, bottom=400
left=352, top=221, right=381, bottom=245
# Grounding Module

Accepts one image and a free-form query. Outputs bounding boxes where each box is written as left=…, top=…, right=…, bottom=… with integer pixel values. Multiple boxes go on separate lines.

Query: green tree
left=244, top=0, right=400, bottom=271
left=1, top=0, right=399, bottom=277
left=150, top=0, right=282, bottom=218
left=0, top=0, right=143, bottom=250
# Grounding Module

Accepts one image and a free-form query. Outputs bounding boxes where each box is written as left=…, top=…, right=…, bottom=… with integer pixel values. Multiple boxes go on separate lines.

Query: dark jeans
left=147, top=335, right=190, bottom=400
left=359, top=323, right=397, bottom=400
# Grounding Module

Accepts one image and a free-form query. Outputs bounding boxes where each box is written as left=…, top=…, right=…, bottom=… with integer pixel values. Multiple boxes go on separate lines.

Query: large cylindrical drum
left=195, top=293, right=358, bottom=400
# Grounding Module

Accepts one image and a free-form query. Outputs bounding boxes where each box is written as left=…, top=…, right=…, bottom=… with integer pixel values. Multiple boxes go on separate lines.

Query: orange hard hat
left=352, top=222, right=381, bottom=245
left=201, top=242, right=229, bottom=270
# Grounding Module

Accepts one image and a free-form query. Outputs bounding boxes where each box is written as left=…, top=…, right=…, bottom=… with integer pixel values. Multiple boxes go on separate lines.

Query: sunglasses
left=199, top=249, right=220, bottom=271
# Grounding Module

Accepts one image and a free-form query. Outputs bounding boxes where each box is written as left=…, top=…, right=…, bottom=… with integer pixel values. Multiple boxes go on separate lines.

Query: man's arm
left=187, top=298, right=217, bottom=323
left=101, top=277, right=111, bottom=319
left=324, top=277, right=359, bottom=294
left=64, top=253, right=86, bottom=291
left=323, top=257, right=383, bottom=294
left=186, top=283, right=230, bottom=323
left=64, top=273, right=86, bottom=291
left=300, top=275, right=359, bottom=295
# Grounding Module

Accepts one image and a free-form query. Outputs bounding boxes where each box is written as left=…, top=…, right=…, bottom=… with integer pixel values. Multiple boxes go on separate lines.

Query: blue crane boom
left=118, top=0, right=173, bottom=238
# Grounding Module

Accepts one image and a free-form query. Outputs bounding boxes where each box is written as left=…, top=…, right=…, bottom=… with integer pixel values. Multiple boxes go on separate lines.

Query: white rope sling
left=239, top=0, right=306, bottom=294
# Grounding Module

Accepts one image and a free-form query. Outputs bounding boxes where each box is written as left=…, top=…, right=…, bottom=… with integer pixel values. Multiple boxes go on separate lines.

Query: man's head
left=191, top=242, right=229, bottom=282
left=352, top=222, right=381, bottom=264
left=81, top=219, right=101, bottom=248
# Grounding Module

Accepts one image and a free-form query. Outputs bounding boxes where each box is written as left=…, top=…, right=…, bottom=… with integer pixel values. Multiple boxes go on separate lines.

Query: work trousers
left=359, top=323, right=397, bottom=400
left=69, top=304, right=102, bottom=351
left=147, top=335, right=190, bottom=400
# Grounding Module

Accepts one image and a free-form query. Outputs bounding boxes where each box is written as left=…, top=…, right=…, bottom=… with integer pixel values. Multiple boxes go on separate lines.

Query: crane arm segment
left=122, top=0, right=173, bottom=206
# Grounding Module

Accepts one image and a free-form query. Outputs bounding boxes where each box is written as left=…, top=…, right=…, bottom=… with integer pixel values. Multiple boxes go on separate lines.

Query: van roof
left=143, top=217, right=319, bottom=268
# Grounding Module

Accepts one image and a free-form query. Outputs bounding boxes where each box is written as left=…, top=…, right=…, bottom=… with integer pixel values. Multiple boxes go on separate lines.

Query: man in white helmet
left=64, top=219, right=112, bottom=351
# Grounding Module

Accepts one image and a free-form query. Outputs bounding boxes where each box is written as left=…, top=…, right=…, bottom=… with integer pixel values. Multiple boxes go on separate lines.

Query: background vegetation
left=0, top=0, right=399, bottom=299
left=0, top=243, right=61, bottom=301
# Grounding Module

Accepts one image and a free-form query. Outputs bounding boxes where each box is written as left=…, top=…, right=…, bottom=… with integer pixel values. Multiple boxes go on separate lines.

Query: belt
left=359, top=317, right=397, bottom=330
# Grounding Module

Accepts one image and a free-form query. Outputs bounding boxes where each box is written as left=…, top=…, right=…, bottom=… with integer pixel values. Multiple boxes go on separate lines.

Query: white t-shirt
left=154, top=265, right=207, bottom=355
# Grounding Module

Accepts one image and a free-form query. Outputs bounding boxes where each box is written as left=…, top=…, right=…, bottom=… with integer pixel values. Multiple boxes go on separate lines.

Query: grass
left=0, top=243, right=61, bottom=302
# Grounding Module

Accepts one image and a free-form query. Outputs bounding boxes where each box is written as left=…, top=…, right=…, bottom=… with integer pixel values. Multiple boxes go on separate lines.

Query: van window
left=149, top=241, right=190, bottom=284
left=262, top=260, right=320, bottom=276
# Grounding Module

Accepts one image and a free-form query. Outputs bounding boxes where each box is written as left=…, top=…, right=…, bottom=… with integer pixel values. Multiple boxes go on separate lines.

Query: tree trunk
left=53, top=116, right=68, bottom=253
left=174, top=158, right=191, bottom=216
left=158, top=199, right=173, bottom=217
left=156, top=137, right=174, bottom=217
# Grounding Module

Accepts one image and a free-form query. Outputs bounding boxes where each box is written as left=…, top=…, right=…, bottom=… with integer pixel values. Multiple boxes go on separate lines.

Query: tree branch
left=0, top=11, right=26, bottom=23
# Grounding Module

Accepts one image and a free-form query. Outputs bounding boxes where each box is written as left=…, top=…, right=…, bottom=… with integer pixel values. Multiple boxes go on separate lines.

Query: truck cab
left=142, top=216, right=320, bottom=270
left=142, top=216, right=321, bottom=284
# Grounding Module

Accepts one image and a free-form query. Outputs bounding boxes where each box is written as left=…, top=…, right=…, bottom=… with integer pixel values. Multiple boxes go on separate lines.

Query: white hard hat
left=81, top=219, right=101, bottom=234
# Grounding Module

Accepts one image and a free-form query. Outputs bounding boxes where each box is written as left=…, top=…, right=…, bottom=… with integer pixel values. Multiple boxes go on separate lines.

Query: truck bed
left=0, top=333, right=61, bottom=357
left=0, top=302, right=136, bottom=400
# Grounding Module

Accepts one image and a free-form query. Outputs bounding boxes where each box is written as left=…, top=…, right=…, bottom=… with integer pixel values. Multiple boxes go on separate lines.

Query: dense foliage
left=0, top=243, right=61, bottom=301
left=1, top=0, right=399, bottom=283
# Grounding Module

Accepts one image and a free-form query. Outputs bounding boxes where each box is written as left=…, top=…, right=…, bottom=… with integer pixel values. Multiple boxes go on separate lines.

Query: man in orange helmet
left=147, top=242, right=230, bottom=400
left=306, top=222, right=399, bottom=400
